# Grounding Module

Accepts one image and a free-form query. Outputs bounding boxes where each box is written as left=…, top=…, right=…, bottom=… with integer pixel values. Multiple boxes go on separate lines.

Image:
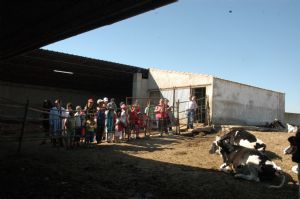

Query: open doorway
left=192, top=87, right=206, bottom=123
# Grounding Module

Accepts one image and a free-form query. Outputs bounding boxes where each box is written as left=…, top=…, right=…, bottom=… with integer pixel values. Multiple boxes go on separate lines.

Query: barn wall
left=285, top=112, right=300, bottom=126
left=0, top=80, right=101, bottom=119
left=212, top=78, right=285, bottom=125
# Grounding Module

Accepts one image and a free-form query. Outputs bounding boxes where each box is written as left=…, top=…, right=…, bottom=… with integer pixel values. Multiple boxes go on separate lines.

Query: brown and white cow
left=217, top=140, right=285, bottom=188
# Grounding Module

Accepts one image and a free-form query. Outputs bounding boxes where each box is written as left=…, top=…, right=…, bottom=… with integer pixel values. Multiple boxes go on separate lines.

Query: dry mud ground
left=0, top=131, right=298, bottom=199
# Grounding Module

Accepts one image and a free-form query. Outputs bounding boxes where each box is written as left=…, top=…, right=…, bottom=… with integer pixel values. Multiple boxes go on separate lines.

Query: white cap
left=103, top=97, right=108, bottom=102
left=97, top=99, right=103, bottom=104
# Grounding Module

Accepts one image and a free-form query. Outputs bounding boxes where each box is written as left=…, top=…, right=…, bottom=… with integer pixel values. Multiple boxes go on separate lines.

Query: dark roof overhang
left=0, top=0, right=176, bottom=60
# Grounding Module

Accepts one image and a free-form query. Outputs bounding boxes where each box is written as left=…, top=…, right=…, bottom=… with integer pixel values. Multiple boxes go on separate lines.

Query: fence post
left=176, top=100, right=180, bottom=135
left=17, top=99, right=29, bottom=153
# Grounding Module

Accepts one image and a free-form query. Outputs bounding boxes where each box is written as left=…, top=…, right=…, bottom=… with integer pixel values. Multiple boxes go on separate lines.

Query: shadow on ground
left=0, top=135, right=297, bottom=199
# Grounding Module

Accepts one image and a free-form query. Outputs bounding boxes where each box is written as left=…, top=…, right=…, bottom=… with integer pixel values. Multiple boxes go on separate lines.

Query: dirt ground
left=0, top=131, right=298, bottom=199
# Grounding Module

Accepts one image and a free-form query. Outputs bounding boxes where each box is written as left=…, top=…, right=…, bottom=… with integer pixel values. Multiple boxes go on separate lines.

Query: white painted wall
left=212, top=78, right=285, bottom=125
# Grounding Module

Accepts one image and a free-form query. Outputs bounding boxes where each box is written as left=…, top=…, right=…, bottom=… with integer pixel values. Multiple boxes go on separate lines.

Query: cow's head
left=254, top=139, right=267, bottom=152
left=285, top=133, right=300, bottom=163
left=209, top=136, right=221, bottom=154
left=284, top=136, right=297, bottom=155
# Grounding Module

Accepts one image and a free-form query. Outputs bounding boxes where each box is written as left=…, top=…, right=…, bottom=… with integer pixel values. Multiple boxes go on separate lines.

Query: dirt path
left=0, top=131, right=298, bottom=199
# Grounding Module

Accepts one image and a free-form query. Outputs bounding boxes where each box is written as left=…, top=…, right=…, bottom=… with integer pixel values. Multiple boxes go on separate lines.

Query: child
left=165, top=99, right=173, bottom=133
left=115, top=110, right=123, bottom=143
left=65, top=111, right=75, bottom=149
left=131, top=104, right=140, bottom=139
left=144, top=101, right=155, bottom=136
left=74, top=106, right=85, bottom=147
left=106, top=99, right=116, bottom=143
left=120, top=102, right=128, bottom=140
left=96, top=99, right=106, bottom=144
left=85, top=114, right=96, bottom=147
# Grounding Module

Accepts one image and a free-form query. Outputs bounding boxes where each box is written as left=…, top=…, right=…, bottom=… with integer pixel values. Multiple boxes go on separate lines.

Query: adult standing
left=49, top=99, right=66, bottom=147
left=185, top=96, right=198, bottom=129
left=40, top=99, right=52, bottom=145
left=84, top=98, right=96, bottom=142
left=154, top=98, right=167, bottom=136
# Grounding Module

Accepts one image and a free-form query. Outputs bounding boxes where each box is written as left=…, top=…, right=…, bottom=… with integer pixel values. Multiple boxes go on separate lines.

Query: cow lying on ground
left=284, top=132, right=300, bottom=198
left=209, top=129, right=266, bottom=154
left=217, top=140, right=285, bottom=188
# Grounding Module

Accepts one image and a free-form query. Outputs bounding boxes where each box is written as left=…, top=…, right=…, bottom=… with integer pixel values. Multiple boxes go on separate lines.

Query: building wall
left=212, top=78, right=285, bottom=125
left=285, top=112, right=300, bottom=126
left=132, top=73, right=148, bottom=99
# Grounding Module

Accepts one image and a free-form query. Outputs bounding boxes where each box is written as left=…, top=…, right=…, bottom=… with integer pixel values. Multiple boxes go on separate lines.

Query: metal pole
left=17, top=100, right=29, bottom=153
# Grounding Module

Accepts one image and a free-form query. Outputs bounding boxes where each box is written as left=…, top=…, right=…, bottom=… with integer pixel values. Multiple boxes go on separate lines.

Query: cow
left=287, top=123, right=299, bottom=133
left=283, top=128, right=300, bottom=174
left=209, top=129, right=266, bottom=155
left=217, top=140, right=285, bottom=188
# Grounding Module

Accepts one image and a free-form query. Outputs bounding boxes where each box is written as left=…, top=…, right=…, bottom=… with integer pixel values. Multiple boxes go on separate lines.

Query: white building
left=133, top=68, right=285, bottom=126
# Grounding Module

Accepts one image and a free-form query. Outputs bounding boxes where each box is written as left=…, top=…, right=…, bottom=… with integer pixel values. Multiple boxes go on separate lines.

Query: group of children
left=48, top=97, right=153, bottom=149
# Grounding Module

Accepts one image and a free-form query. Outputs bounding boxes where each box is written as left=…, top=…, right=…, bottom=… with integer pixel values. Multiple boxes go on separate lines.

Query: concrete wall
left=285, top=112, right=300, bottom=126
left=205, top=84, right=213, bottom=124
left=212, top=78, right=285, bottom=125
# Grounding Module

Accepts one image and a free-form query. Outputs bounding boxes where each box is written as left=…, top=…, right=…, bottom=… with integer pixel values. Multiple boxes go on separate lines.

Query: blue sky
left=43, top=0, right=300, bottom=113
